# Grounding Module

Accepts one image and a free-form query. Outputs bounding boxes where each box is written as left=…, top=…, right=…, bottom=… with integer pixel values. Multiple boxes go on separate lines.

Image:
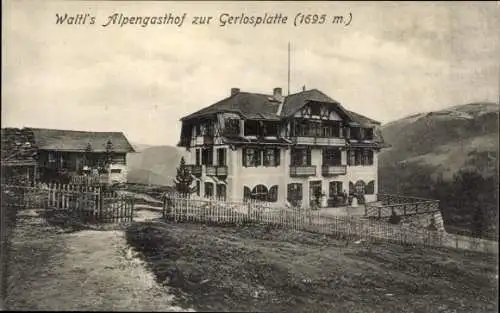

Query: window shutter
left=297, top=184, right=303, bottom=200
left=275, top=148, right=281, bottom=166
left=306, top=149, right=311, bottom=165
left=256, top=149, right=262, bottom=166
left=242, top=148, right=247, bottom=167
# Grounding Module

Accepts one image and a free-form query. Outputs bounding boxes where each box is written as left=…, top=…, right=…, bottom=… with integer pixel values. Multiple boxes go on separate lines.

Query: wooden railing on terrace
left=365, top=194, right=440, bottom=218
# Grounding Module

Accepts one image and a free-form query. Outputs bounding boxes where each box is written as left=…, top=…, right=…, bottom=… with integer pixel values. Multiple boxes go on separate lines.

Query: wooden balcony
left=188, top=165, right=202, bottom=177
left=289, top=165, right=316, bottom=177
left=291, top=137, right=345, bottom=146
left=321, top=165, right=347, bottom=176
left=205, top=165, right=228, bottom=177
left=216, top=166, right=228, bottom=176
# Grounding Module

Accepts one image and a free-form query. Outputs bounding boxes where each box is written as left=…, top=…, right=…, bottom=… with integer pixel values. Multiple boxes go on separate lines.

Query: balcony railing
left=291, top=137, right=345, bottom=146
left=289, top=165, right=316, bottom=177
left=205, top=165, right=228, bottom=177
left=216, top=166, right=228, bottom=176
left=188, top=165, right=202, bottom=176
left=321, top=165, right=347, bottom=176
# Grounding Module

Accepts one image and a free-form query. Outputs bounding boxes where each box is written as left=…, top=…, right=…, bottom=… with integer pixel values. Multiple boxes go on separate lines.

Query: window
left=201, top=148, right=213, bottom=165
left=244, top=120, right=260, bottom=136
left=251, top=185, right=268, bottom=201
left=348, top=150, right=356, bottom=166
left=323, top=148, right=341, bottom=166
left=268, top=185, right=278, bottom=202
left=204, top=182, right=214, bottom=198
left=350, top=127, right=361, bottom=140
left=48, top=152, right=55, bottom=163
left=204, top=122, right=214, bottom=137
left=329, top=181, right=343, bottom=197
left=291, top=148, right=311, bottom=166
left=355, top=150, right=363, bottom=166
left=196, top=180, right=200, bottom=196
left=243, top=148, right=262, bottom=167
left=287, top=183, right=303, bottom=205
left=224, top=118, right=240, bottom=136
left=310, top=103, right=321, bottom=116
left=354, top=180, right=366, bottom=195
left=217, top=148, right=226, bottom=166
left=216, top=184, right=226, bottom=200
left=194, top=125, right=201, bottom=136
left=263, top=148, right=280, bottom=167
left=110, top=169, right=122, bottom=174
left=292, top=120, right=310, bottom=137
left=362, top=150, right=374, bottom=166
left=263, top=122, right=279, bottom=137
left=364, top=128, right=374, bottom=140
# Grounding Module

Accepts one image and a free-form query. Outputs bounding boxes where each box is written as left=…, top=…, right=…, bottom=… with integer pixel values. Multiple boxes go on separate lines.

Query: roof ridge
left=27, top=127, right=124, bottom=134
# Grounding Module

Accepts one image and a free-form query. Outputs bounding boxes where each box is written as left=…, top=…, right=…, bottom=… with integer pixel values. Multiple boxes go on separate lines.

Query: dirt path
left=5, top=209, right=193, bottom=311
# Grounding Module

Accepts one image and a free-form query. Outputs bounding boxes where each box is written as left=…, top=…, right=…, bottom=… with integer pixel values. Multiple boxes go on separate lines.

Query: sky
left=2, top=1, right=499, bottom=146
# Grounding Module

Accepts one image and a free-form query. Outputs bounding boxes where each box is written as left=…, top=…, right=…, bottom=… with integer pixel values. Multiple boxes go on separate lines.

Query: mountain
left=127, top=145, right=188, bottom=186
left=379, top=102, right=499, bottom=239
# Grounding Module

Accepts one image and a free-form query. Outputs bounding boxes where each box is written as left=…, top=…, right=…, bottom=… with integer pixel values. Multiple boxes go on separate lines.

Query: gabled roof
left=28, top=128, right=135, bottom=153
left=181, top=92, right=281, bottom=121
left=181, top=88, right=381, bottom=127
left=279, top=89, right=340, bottom=116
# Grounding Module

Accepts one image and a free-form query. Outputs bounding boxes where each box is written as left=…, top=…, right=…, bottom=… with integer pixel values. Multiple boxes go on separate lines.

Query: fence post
left=162, top=196, right=166, bottom=219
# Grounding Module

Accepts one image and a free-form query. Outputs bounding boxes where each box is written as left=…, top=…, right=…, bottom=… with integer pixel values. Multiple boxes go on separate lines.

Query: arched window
left=354, top=180, right=366, bottom=195
left=268, top=185, right=278, bottom=202
left=204, top=182, right=214, bottom=198
left=251, top=184, right=268, bottom=201
left=366, top=180, right=375, bottom=195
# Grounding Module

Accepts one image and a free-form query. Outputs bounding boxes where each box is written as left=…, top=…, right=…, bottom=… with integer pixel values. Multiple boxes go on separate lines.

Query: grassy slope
left=126, top=221, right=498, bottom=313
left=379, top=102, right=499, bottom=237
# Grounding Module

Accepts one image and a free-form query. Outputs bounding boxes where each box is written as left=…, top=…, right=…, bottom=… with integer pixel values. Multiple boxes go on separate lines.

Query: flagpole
left=287, top=42, right=291, bottom=96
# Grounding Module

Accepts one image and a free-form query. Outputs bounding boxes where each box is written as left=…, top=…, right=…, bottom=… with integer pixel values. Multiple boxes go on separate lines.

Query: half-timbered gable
left=178, top=87, right=386, bottom=207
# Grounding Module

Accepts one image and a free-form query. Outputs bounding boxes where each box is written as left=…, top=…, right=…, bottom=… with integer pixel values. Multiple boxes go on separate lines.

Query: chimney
left=274, top=87, right=285, bottom=116
left=231, top=88, right=240, bottom=96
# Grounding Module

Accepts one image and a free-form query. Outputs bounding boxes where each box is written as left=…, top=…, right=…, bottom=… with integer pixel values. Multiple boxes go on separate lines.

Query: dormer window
left=310, top=103, right=321, bottom=116
left=223, top=118, right=240, bottom=136
left=244, top=120, right=260, bottom=136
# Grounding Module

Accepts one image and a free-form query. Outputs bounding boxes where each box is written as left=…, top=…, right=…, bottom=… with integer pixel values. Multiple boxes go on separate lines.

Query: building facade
left=178, top=88, right=386, bottom=207
left=1, top=127, right=135, bottom=184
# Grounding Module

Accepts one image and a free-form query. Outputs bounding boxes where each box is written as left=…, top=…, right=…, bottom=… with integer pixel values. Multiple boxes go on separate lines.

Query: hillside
left=127, top=145, right=188, bottom=186
left=379, top=102, right=499, bottom=238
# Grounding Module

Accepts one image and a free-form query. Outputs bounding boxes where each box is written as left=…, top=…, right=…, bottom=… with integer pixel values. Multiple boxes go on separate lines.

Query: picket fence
left=1, top=183, right=134, bottom=224
left=163, top=195, right=498, bottom=254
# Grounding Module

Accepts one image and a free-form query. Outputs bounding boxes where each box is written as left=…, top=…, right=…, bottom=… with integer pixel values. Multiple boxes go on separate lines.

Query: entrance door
left=309, top=180, right=322, bottom=207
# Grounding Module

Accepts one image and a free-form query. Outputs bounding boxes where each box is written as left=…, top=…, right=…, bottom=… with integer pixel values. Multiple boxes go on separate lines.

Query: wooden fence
left=162, top=195, right=497, bottom=254
left=365, top=193, right=440, bottom=218
left=1, top=183, right=134, bottom=224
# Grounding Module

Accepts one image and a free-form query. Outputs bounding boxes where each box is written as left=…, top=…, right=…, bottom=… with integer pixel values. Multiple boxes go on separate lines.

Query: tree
left=174, top=157, right=195, bottom=197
